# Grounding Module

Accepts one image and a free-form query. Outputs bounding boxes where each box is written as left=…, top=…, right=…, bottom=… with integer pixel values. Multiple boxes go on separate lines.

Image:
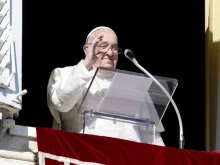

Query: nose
left=106, top=47, right=114, bottom=56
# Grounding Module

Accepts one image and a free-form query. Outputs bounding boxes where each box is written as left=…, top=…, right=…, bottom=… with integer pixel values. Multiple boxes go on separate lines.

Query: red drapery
left=36, top=127, right=220, bottom=165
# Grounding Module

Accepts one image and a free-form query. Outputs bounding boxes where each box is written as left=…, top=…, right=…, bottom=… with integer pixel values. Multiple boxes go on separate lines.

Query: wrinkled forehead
left=86, top=27, right=118, bottom=44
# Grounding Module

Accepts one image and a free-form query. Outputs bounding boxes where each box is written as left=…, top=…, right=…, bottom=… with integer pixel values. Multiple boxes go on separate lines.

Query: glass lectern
left=77, top=67, right=178, bottom=144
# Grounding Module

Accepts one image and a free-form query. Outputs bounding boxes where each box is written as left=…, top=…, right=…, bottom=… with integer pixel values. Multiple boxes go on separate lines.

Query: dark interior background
left=16, top=1, right=205, bottom=151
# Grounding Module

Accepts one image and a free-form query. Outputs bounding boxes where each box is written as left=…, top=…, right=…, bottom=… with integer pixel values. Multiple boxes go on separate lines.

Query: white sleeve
left=47, top=60, right=94, bottom=112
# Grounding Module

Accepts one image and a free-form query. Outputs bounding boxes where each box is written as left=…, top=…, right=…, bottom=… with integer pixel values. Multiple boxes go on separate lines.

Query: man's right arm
left=47, top=60, right=94, bottom=113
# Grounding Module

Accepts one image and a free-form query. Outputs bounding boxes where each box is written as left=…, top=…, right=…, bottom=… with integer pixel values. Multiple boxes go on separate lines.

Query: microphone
left=124, top=49, right=184, bottom=149
left=124, top=49, right=135, bottom=60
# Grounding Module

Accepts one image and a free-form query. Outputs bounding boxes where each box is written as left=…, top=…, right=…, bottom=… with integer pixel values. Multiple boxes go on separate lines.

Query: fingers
left=87, top=34, right=104, bottom=57
left=91, top=34, right=104, bottom=48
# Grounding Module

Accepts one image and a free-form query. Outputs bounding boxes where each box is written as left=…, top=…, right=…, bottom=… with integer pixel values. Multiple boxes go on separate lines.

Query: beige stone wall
left=205, top=0, right=220, bottom=151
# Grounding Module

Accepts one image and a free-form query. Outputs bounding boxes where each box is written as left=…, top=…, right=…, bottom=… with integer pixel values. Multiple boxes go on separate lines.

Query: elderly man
left=47, top=26, right=165, bottom=146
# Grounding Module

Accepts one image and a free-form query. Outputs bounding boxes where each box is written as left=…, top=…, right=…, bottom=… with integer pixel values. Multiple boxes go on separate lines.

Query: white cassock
left=47, top=60, right=165, bottom=146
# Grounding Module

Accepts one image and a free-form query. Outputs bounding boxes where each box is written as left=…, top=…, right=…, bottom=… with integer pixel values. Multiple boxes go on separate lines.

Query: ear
left=83, top=44, right=89, bottom=56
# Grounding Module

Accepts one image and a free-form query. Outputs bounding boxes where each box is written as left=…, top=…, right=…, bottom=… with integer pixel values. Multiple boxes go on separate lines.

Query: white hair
left=85, top=26, right=114, bottom=43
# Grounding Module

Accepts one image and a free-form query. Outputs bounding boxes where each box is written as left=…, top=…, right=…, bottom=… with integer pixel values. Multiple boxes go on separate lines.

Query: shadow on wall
left=205, top=27, right=220, bottom=151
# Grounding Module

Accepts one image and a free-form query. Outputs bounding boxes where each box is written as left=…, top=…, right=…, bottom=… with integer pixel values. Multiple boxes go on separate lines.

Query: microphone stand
left=124, top=49, right=184, bottom=149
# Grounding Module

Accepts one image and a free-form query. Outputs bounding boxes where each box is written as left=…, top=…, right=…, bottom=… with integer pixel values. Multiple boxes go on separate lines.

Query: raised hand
left=83, top=34, right=104, bottom=70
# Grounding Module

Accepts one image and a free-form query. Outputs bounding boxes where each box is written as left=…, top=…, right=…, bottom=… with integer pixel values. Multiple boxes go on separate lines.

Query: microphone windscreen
left=124, top=49, right=134, bottom=59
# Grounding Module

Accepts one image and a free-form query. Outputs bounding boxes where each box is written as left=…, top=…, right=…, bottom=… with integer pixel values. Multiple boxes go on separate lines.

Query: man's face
left=88, top=29, right=119, bottom=70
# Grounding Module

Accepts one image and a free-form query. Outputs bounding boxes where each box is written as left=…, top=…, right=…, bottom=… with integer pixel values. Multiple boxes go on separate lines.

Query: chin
left=103, top=65, right=116, bottom=70
left=102, top=62, right=116, bottom=69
